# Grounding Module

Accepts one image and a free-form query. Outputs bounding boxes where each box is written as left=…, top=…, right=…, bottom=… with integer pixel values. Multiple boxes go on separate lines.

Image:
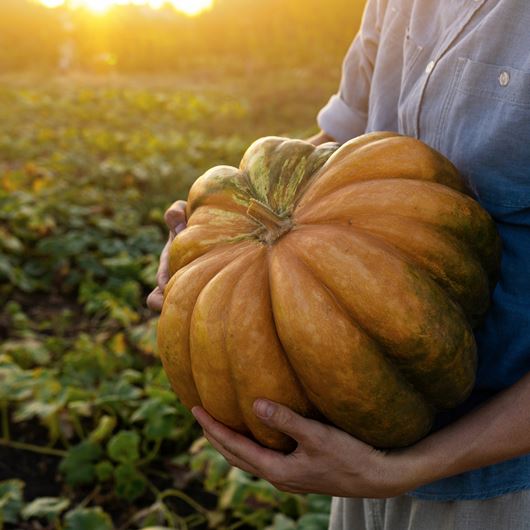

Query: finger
left=157, top=222, right=187, bottom=290
left=192, top=407, right=285, bottom=477
left=164, top=200, right=187, bottom=231
left=146, top=287, right=164, bottom=311
left=173, top=222, right=186, bottom=236
left=253, top=399, right=327, bottom=448
left=156, top=237, right=172, bottom=290
left=202, top=430, right=262, bottom=477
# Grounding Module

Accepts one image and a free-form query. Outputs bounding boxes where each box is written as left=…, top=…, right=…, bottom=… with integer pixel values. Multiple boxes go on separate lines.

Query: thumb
left=253, top=399, right=321, bottom=446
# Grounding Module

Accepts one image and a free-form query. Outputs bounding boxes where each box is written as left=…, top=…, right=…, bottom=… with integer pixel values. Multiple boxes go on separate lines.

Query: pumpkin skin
left=157, top=132, right=501, bottom=450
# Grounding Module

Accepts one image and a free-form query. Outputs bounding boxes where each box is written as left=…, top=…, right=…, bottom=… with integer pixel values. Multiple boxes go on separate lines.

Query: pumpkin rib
left=282, top=232, right=434, bottom=409
left=299, top=135, right=465, bottom=206
left=286, top=224, right=477, bottom=409
left=264, top=245, right=321, bottom=424
left=169, top=223, right=256, bottom=273
left=315, top=131, right=399, bottom=169
left=295, top=178, right=499, bottom=277
left=291, top=133, right=397, bottom=209
left=291, top=142, right=341, bottom=206
left=189, top=246, right=265, bottom=433
left=159, top=242, right=254, bottom=409
left=186, top=165, right=251, bottom=218
left=269, top=240, right=434, bottom=447
left=332, top=216, right=490, bottom=325
left=295, top=213, right=492, bottom=303
left=240, top=137, right=340, bottom=216
left=225, top=249, right=317, bottom=450
left=170, top=205, right=258, bottom=273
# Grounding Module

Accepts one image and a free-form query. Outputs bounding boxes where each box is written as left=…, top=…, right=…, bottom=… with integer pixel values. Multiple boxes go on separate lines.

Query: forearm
left=395, top=371, right=530, bottom=491
left=306, top=130, right=336, bottom=146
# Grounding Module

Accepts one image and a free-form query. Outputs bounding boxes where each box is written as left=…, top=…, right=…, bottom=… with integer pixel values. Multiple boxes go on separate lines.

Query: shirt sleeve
left=317, top=0, right=387, bottom=143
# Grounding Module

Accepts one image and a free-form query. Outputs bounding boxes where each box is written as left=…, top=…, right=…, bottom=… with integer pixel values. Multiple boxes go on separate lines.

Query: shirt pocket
left=457, top=59, right=530, bottom=107
left=436, top=57, right=530, bottom=210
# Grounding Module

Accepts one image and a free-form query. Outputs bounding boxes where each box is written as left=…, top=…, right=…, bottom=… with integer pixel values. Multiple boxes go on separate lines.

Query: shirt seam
left=433, top=57, right=466, bottom=151
left=456, top=86, right=530, bottom=108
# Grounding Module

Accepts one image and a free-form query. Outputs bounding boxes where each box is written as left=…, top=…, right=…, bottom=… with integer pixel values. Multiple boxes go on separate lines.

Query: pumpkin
left=157, top=132, right=501, bottom=450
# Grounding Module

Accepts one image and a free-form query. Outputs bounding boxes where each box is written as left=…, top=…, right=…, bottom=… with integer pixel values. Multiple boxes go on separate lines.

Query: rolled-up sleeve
left=317, top=0, right=385, bottom=143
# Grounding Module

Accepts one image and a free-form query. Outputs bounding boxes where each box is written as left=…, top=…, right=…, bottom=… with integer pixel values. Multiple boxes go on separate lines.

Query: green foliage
left=107, top=430, right=141, bottom=463
left=21, top=497, right=70, bottom=522
left=0, top=480, right=25, bottom=524
left=63, top=507, right=113, bottom=530
left=59, top=441, right=103, bottom=487
left=114, top=462, right=147, bottom=501
left=0, top=74, right=333, bottom=528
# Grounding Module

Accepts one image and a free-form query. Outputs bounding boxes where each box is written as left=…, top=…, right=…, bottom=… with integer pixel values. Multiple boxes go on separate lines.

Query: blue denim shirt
left=318, top=0, right=530, bottom=501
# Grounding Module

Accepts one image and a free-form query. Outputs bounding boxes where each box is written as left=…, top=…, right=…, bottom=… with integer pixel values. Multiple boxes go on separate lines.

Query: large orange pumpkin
left=157, top=132, right=501, bottom=450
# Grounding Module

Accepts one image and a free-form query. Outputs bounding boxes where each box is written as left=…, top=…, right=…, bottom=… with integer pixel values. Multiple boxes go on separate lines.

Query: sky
left=36, top=0, right=214, bottom=16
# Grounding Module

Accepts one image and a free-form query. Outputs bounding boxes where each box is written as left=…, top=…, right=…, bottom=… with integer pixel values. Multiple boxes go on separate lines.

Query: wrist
left=384, top=444, right=444, bottom=495
left=367, top=448, right=433, bottom=497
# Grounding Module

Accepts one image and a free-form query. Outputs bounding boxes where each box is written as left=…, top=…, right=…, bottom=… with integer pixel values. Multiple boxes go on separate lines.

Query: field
left=0, top=66, right=343, bottom=529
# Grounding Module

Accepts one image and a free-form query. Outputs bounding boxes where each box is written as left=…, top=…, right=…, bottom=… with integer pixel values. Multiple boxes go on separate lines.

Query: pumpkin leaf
left=21, top=497, right=70, bottom=522
left=63, top=507, right=113, bottom=530
left=107, top=430, right=141, bottom=463
left=190, top=438, right=231, bottom=492
left=131, top=398, right=177, bottom=440
left=266, top=514, right=297, bottom=530
left=297, top=513, right=331, bottom=530
left=113, top=463, right=147, bottom=501
left=95, top=460, right=114, bottom=482
left=59, top=441, right=102, bottom=487
left=0, top=480, right=25, bottom=524
left=305, top=495, right=331, bottom=515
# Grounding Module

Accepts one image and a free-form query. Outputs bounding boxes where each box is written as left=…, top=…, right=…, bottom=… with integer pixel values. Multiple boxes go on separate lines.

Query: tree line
left=0, top=0, right=365, bottom=73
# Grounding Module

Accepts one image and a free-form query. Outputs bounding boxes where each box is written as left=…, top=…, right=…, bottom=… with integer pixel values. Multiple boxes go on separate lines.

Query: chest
left=366, top=0, right=530, bottom=215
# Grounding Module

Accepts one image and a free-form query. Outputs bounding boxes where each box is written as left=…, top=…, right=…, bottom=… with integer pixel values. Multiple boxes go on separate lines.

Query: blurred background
left=0, top=0, right=365, bottom=528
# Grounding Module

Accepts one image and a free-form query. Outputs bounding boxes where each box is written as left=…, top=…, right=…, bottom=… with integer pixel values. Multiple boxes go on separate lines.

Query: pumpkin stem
left=247, top=198, right=292, bottom=242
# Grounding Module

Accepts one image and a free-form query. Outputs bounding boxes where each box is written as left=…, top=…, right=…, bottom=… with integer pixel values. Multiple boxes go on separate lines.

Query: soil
left=0, top=422, right=62, bottom=500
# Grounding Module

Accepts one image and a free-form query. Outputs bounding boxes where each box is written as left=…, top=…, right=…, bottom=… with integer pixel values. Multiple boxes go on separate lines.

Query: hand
left=146, top=200, right=187, bottom=312
left=305, top=130, right=336, bottom=146
left=192, top=399, right=416, bottom=498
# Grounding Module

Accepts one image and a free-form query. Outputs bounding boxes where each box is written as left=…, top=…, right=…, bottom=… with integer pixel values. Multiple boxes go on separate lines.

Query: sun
left=77, top=0, right=114, bottom=12
left=167, top=0, right=213, bottom=16
left=37, top=0, right=214, bottom=16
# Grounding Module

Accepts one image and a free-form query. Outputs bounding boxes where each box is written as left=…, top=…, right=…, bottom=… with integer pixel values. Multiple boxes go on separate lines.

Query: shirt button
left=498, top=71, right=510, bottom=86
left=425, top=61, right=435, bottom=74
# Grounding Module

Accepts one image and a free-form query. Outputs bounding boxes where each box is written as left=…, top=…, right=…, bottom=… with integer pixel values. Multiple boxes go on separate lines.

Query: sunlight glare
left=40, top=0, right=65, bottom=6
left=36, top=0, right=213, bottom=16
left=77, top=0, right=115, bottom=12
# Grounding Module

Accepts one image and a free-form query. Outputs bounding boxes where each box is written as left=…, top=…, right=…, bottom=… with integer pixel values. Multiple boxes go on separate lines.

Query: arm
left=317, top=0, right=384, bottom=143
left=399, top=370, right=530, bottom=488
left=192, top=370, right=530, bottom=497
left=306, top=130, right=336, bottom=145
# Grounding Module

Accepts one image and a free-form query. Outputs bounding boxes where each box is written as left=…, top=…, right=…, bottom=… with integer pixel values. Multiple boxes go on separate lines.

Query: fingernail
left=255, top=399, right=275, bottom=418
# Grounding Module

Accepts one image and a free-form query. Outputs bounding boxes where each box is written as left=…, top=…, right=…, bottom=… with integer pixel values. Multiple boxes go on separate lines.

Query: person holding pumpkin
left=148, top=0, right=530, bottom=528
